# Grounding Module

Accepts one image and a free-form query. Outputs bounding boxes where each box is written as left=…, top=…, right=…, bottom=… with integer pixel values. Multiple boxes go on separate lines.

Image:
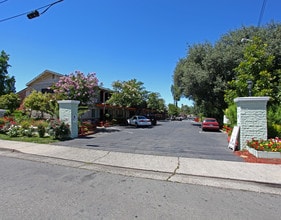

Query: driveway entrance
left=55, top=120, right=243, bottom=162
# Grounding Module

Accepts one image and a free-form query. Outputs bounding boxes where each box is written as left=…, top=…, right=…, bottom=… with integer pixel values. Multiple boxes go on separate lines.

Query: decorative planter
left=246, top=146, right=281, bottom=159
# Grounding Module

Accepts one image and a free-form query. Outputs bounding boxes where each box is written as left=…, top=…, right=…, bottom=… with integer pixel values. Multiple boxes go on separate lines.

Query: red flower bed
left=247, top=137, right=281, bottom=152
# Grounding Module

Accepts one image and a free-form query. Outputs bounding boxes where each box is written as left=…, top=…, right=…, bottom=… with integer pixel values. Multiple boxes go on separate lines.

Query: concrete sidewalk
left=0, top=139, right=281, bottom=195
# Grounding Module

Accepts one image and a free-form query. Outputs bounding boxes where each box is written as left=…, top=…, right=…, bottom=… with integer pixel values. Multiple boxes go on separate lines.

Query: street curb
left=1, top=148, right=281, bottom=195
left=0, top=147, right=21, bottom=153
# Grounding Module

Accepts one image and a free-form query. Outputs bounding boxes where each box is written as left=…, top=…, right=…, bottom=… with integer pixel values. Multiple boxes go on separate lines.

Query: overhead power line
left=0, top=0, right=8, bottom=4
left=258, top=0, right=267, bottom=27
left=0, top=0, right=63, bottom=23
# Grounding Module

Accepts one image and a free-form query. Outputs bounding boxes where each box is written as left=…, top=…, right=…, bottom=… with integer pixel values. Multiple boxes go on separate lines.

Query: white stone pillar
left=58, top=100, right=80, bottom=138
left=234, top=97, right=270, bottom=150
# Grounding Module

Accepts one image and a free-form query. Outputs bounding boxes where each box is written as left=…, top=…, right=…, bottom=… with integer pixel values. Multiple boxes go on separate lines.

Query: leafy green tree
left=0, top=51, right=16, bottom=95
left=157, top=98, right=166, bottom=113
left=107, top=79, right=148, bottom=109
left=225, top=36, right=281, bottom=105
left=23, top=91, right=54, bottom=118
left=146, top=92, right=166, bottom=113
left=0, top=93, right=20, bottom=113
left=180, top=104, right=195, bottom=116
left=167, top=103, right=179, bottom=117
left=170, top=84, right=181, bottom=106
left=173, top=23, right=281, bottom=123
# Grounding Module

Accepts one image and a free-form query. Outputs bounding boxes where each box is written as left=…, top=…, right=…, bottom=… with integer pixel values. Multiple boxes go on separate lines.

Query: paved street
left=1, top=156, right=280, bottom=220
left=55, top=120, right=243, bottom=162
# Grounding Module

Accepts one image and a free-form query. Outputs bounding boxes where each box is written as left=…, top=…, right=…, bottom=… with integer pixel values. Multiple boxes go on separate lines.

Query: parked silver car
left=127, top=115, right=152, bottom=127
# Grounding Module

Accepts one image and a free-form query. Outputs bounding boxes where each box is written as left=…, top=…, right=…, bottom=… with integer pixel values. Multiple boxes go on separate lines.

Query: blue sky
left=1, top=0, right=281, bottom=106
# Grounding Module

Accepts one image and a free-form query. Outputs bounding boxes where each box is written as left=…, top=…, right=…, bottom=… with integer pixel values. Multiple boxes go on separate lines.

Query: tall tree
left=0, top=50, right=16, bottom=95
left=107, top=79, right=148, bottom=109
left=173, top=23, right=281, bottom=122
left=147, top=92, right=166, bottom=113
left=225, top=36, right=281, bottom=105
left=167, top=103, right=179, bottom=117
left=52, top=71, right=99, bottom=106
left=0, top=93, right=20, bottom=113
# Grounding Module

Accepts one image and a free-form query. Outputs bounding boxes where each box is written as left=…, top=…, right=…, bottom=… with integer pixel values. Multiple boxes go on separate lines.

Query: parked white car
left=127, top=115, right=152, bottom=127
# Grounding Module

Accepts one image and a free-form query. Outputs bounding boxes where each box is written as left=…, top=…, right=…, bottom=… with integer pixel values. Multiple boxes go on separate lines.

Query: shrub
left=224, top=104, right=237, bottom=127
left=0, top=118, right=4, bottom=125
left=37, top=123, right=46, bottom=138
left=7, top=125, right=20, bottom=137
left=267, top=105, right=281, bottom=138
left=20, top=120, right=32, bottom=130
left=21, top=127, right=34, bottom=137
left=48, top=120, right=70, bottom=140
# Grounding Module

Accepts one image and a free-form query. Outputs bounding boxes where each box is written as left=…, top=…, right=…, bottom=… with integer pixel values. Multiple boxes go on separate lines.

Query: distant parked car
left=170, top=115, right=184, bottom=121
left=145, top=114, right=157, bottom=126
left=201, top=118, right=220, bottom=131
left=175, top=116, right=184, bottom=121
left=127, top=115, right=152, bottom=127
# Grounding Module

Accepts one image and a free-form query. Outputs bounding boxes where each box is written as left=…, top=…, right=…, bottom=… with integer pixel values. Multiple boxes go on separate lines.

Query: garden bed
left=246, top=146, right=281, bottom=159
left=234, top=150, right=281, bottom=164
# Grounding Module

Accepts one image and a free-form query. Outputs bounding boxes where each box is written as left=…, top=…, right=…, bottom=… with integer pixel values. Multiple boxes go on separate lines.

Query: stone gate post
left=234, top=97, right=270, bottom=150
left=58, top=100, right=80, bottom=138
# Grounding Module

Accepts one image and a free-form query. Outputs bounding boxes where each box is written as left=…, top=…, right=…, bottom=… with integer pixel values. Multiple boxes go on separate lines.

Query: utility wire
left=0, top=0, right=8, bottom=4
left=41, top=0, right=63, bottom=15
left=258, top=0, right=267, bottom=27
left=0, top=0, right=63, bottom=23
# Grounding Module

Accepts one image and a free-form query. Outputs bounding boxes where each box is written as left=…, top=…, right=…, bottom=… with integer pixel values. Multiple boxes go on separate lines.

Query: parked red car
left=201, top=118, right=220, bottom=131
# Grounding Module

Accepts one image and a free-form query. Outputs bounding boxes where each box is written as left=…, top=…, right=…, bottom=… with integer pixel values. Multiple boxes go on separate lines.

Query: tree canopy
left=23, top=91, right=55, bottom=118
left=0, top=50, right=16, bottom=95
left=147, top=92, right=166, bottom=113
left=107, top=79, right=147, bottom=108
left=52, top=71, right=99, bottom=106
left=0, top=93, right=20, bottom=113
left=172, top=22, right=281, bottom=122
left=107, top=79, right=165, bottom=113
left=225, top=36, right=281, bottom=105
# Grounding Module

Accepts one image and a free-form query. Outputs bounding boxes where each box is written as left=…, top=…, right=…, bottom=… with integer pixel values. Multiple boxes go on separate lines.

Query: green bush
left=7, top=125, right=20, bottom=137
left=21, top=127, right=34, bottom=137
left=48, top=120, right=70, bottom=140
left=12, top=110, right=29, bottom=123
left=37, top=123, right=46, bottom=138
left=224, top=104, right=237, bottom=127
left=267, top=104, right=281, bottom=138
left=0, top=118, right=4, bottom=125
left=20, top=120, right=32, bottom=130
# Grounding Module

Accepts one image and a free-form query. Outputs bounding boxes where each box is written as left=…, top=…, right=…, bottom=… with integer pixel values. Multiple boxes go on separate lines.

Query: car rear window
left=205, top=119, right=217, bottom=122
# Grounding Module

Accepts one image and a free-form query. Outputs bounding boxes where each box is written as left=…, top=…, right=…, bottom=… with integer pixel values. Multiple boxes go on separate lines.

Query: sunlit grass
left=0, top=133, right=59, bottom=144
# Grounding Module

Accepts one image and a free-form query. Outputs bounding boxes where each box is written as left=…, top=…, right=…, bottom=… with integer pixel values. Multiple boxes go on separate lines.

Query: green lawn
left=0, top=134, right=59, bottom=144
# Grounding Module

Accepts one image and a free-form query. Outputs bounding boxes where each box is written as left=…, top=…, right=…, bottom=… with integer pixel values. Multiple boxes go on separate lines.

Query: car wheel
left=135, top=123, right=138, bottom=128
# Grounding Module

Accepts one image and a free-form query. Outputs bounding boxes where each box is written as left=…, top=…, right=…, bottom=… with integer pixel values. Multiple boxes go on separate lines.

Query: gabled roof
left=26, top=69, right=63, bottom=86
left=99, top=86, right=113, bottom=92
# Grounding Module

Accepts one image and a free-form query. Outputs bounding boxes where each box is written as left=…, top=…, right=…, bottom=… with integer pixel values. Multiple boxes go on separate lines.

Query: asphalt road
left=55, top=120, right=243, bottom=162
left=1, top=156, right=280, bottom=220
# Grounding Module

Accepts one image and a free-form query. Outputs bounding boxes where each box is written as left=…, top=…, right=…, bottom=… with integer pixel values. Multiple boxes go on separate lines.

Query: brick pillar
left=234, top=97, right=270, bottom=150
left=58, top=100, right=80, bottom=138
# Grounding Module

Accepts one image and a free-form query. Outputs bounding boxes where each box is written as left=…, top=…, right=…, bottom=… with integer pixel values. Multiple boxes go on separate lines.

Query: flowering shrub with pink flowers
left=247, top=137, right=281, bottom=152
left=52, top=71, right=99, bottom=105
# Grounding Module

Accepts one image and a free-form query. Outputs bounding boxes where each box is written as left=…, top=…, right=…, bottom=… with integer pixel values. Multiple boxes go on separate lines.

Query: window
left=41, top=88, right=53, bottom=93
